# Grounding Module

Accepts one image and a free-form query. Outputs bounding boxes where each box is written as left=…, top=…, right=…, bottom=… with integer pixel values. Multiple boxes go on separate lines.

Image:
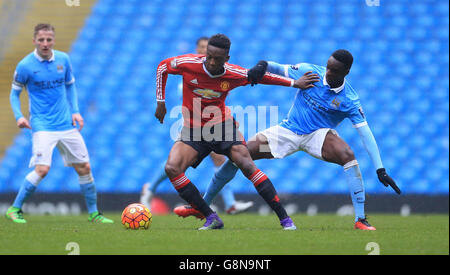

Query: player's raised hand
left=16, top=117, right=31, bottom=129
left=155, top=101, right=167, bottom=124
left=376, top=168, right=401, bottom=194
left=293, top=71, right=320, bottom=89
left=72, top=113, right=84, bottom=131
left=247, top=60, right=268, bottom=86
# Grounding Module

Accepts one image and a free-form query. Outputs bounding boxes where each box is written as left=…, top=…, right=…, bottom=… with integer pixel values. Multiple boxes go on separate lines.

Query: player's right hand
left=16, top=117, right=31, bottom=129
left=247, top=60, right=268, bottom=86
left=155, top=101, right=167, bottom=124
left=293, top=71, right=320, bottom=89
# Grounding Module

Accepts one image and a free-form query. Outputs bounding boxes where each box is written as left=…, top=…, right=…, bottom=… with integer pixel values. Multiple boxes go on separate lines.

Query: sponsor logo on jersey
left=192, top=88, right=221, bottom=99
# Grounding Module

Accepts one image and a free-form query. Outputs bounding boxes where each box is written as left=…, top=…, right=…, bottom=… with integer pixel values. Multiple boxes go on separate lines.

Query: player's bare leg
left=321, top=130, right=375, bottom=230
left=247, top=133, right=275, bottom=160
left=166, top=142, right=223, bottom=229
left=210, top=152, right=226, bottom=167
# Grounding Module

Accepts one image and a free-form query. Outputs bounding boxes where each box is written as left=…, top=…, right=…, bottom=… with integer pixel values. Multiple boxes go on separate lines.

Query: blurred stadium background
left=0, top=0, right=448, bottom=215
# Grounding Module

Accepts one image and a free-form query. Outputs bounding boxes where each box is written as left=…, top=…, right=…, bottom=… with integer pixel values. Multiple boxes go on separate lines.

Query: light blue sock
left=12, top=171, right=42, bottom=209
left=79, top=174, right=98, bottom=214
left=220, top=184, right=236, bottom=210
left=148, top=162, right=168, bottom=193
left=203, top=160, right=239, bottom=205
left=343, top=161, right=365, bottom=222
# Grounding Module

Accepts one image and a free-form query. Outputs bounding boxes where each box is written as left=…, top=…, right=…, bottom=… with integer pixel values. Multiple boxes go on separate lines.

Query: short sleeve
left=348, top=105, right=368, bottom=128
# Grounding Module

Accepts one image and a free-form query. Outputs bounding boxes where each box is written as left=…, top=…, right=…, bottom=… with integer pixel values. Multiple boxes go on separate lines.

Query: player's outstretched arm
left=250, top=60, right=320, bottom=89
left=356, top=124, right=401, bottom=194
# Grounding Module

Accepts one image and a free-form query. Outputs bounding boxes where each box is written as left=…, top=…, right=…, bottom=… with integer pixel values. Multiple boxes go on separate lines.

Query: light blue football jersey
left=12, top=49, right=76, bottom=132
left=267, top=62, right=367, bottom=135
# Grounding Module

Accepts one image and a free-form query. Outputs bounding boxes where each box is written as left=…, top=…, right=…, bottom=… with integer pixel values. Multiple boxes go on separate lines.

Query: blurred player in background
left=175, top=49, right=401, bottom=230
left=155, top=33, right=310, bottom=230
left=5, top=23, right=113, bottom=224
left=140, top=37, right=254, bottom=214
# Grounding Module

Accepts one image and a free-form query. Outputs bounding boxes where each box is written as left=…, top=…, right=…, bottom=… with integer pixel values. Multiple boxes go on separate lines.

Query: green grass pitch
left=0, top=213, right=448, bottom=255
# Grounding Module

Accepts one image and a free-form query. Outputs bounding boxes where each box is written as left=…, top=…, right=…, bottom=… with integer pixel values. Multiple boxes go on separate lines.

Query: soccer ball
left=121, top=203, right=152, bottom=230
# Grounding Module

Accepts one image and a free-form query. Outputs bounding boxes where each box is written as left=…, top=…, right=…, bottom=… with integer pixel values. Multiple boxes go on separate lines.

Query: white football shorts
left=29, top=128, right=90, bottom=167
left=257, top=125, right=338, bottom=160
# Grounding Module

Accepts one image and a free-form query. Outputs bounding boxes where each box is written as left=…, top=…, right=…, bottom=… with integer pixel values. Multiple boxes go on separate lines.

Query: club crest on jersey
left=193, top=88, right=221, bottom=99
left=331, top=98, right=341, bottom=109
left=57, top=65, right=64, bottom=73
left=220, top=81, right=230, bottom=91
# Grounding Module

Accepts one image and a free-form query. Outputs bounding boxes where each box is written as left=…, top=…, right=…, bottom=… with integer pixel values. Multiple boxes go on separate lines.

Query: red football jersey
left=156, top=54, right=294, bottom=128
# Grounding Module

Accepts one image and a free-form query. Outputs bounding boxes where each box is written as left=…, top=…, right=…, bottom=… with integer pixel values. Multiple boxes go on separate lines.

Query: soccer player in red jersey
left=155, top=34, right=306, bottom=230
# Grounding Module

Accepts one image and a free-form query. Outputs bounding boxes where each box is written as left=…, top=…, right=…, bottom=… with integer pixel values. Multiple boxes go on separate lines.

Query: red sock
left=248, top=169, right=268, bottom=187
left=170, top=173, right=214, bottom=217
left=169, top=173, right=191, bottom=190
left=247, top=169, right=288, bottom=221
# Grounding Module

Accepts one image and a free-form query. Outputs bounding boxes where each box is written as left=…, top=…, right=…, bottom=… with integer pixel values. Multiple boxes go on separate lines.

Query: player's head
left=204, top=33, right=230, bottom=75
left=196, top=36, right=209, bottom=55
left=33, top=23, right=55, bottom=60
left=326, top=49, right=353, bottom=87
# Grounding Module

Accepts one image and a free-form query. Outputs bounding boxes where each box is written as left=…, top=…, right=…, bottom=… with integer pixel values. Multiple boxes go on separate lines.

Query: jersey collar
left=202, top=61, right=227, bottom=78
left=323, top=75, right=345, bottom=93
left=33, top=49, right=55, bottom=62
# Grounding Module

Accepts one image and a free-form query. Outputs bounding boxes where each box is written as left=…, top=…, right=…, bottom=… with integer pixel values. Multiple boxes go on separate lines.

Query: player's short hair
left=208, top=34, right=231, bottom=51
left=196, top=36, right=209, bottom=45
left=331, top=49, right=353, bottom=70
left=34, top=23, right=55, bottom=37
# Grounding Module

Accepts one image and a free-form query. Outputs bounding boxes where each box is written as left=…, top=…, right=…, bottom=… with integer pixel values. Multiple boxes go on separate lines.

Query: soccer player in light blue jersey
left=175, top=49, right=400, bottom=230
left=5, top=23, right=113, bottom=224
left=140, top=37, right=253, bottom=215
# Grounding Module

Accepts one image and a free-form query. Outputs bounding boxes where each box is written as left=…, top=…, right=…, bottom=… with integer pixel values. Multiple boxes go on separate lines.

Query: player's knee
left=35, top=165, right=50, bottom=178
left=165, top=162, right=181, bottom=179
left=74, top=162, right=91, bottom=175
left=339, top=146, right=355, bottom=165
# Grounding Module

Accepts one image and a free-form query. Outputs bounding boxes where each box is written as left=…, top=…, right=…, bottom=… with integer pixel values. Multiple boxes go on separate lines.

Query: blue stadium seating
left=0, top=0, right=448, bottom=195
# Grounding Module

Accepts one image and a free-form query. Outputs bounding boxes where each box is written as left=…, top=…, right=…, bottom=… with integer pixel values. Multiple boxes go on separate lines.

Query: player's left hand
left=293, top=71, right=320, bottom=89
left=247, top=60, right=268, bottom=86
left=376, top=168, right=401, bottom=194
left=72, top=113, right=84, bottom=131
